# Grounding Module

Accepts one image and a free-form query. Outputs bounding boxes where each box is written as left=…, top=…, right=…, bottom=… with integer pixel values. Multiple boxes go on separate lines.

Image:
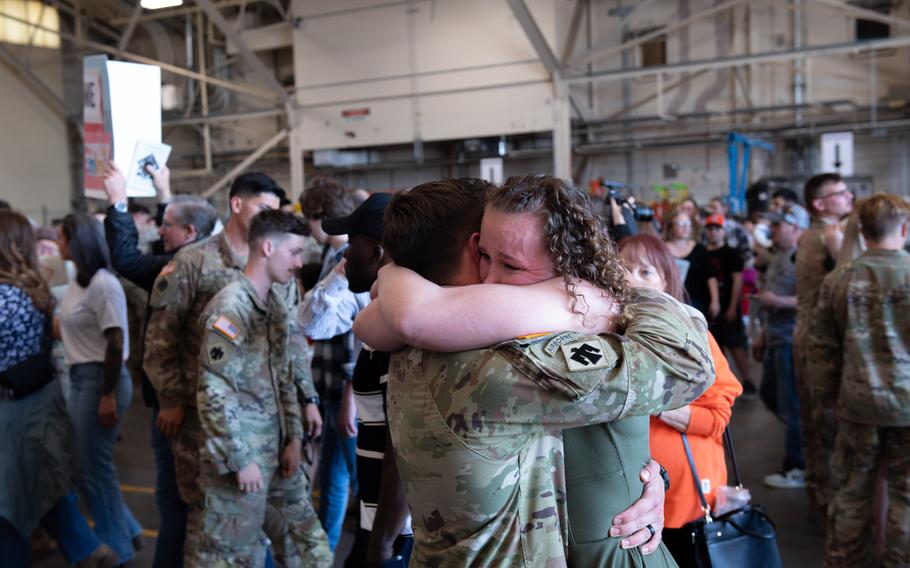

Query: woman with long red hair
left=619, top=234, right=742, bottom=568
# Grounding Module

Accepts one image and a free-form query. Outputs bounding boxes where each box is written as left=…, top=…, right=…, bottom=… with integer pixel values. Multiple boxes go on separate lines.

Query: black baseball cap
left=322, top=192, right=392, bottom=241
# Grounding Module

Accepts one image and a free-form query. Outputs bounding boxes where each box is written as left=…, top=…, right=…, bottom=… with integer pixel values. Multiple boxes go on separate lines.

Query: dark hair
left=383, top=178, right=491, bottom=284
left=0, top=199, right=10, bottom=210
left=128, top=202, right=151, bottom=216
left=168, top=196, right=219, bottom=240
left=772, top=187, right=799, bottom=204
left=62, top=212, right=111, bottom=288
left=229, top=172, right=286, bottom=202
left=804, top=173, right=843, bottom=215
left=0, top=210, right=54, bottom=314
left=857, top=193, right=910, bottom=242
left=299, top=177, right=353, bottom=220
left=248, top=210, right=309, bottom=245
left=489, top=174, right=629, bottom=318
left=618, top=234, right=685, bottom=302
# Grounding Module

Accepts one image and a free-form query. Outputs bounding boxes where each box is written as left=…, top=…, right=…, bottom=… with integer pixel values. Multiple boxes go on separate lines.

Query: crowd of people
left=0, top=164, right=907, bottom=568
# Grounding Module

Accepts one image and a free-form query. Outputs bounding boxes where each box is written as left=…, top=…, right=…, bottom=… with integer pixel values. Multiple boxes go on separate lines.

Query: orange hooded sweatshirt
left=650, top=332, right=743, bottom=528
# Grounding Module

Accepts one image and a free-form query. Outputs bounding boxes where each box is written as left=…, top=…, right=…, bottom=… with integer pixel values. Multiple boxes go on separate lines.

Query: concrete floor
left=36, top=375, right=825, bottom=567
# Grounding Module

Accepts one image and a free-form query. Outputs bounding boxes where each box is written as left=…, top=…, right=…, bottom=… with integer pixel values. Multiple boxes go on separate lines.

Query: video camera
left=602, top=181, right=655, bottom=223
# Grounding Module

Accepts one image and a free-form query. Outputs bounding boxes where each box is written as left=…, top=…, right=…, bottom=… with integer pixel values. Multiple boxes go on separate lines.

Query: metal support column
left=553, top=80, right=572, bottom=180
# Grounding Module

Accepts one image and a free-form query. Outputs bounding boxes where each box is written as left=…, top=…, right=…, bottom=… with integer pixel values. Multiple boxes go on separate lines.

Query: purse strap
left=681, top=433, right=713, bottom=522
left=723, top=426, right=744, bottom=489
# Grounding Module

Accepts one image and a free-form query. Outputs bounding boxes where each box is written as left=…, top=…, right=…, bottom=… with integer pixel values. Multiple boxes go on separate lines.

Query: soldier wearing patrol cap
left=143, top=173, right=322, bottom=564
left=190, top=210, right=331, bottom=567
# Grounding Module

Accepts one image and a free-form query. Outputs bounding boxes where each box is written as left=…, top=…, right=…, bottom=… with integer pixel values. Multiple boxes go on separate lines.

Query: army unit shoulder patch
left=212, top=315, right=240, bottom=341
left=544, top=332, right=576, bottom=356
left=560, top=339, right=609, bottom=372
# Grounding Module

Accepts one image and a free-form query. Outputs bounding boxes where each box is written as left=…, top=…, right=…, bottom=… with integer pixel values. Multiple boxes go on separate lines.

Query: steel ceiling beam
left=563, top=34, right=910, bottom=85
left=568, top=0, right=745, bottom=68
left=505, top=0, right=593, bottom=121
left=195, top=0, right=288, bottom=101
left=116, top=0, right=144, bottom=55
left=202, top=128, right=289, bottom=197
left=0, top=9, right=279, bottom=100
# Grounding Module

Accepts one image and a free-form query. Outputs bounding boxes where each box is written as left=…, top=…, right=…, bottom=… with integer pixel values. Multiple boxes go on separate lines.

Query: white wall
left=0, top=45, right=71, bottom=223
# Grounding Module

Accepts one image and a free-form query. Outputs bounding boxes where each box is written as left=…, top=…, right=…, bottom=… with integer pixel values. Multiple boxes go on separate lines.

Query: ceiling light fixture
left=140, top=0, right=183, bottom=10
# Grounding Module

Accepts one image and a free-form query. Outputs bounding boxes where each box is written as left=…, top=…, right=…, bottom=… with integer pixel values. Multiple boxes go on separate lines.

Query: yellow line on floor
left=86, top=519, right=159, bottom=539
left=120, top=484, right=155, bottom=495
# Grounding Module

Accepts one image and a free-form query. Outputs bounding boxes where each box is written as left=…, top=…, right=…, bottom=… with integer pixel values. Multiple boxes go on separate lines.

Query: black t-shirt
left=707, top=245, right=744, bottom=312
left=681, top=243, right=717, bottom=316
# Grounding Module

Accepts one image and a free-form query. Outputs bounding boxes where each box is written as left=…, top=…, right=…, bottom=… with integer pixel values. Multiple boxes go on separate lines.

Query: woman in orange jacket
left=618, top=234, right=743, bottom=568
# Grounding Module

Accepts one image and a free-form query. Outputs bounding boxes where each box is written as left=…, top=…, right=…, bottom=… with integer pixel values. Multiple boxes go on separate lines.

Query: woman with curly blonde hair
left=0, top=210, right=118, bottom=567
left=356, top=175, right=702, bottom=567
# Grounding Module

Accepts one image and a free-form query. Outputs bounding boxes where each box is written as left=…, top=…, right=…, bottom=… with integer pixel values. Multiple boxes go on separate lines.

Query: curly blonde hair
left=489, top=174, right=630, bottom=320
left=0, top=210, right=54, bottom=315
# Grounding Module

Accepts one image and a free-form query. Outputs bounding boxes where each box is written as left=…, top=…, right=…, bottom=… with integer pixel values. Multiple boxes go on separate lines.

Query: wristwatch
left=304, top=395, right=320, bottom=406
left=113, top=201, right=128, bottom=214
left=659, top=464, right=671, bottom=491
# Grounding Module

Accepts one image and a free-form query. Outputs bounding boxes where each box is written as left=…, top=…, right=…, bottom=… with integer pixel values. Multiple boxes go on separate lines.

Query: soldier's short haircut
left=857, top=193, right=910, bottom=242
left=804, top=173, right=843, bottom=215
left=248, top=210, right=309, bottom=245
left=298, top=177, right=354, bottom=220
left=229, top=172, right=287, bottom=202
left=383, top=178, right=492, bottom=285
left=168, top=195, right=219, bottom=241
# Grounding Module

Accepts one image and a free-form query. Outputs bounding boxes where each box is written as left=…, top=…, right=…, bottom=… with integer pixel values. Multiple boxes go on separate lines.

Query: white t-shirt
left=59, top=268, right=130, bottom=365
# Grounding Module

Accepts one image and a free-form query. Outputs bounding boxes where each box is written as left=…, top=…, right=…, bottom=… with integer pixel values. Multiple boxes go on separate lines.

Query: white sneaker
left=763, top=468, right=806, bottom=489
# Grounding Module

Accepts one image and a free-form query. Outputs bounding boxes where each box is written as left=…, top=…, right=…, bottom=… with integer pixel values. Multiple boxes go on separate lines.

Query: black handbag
left=680, top=428, right=783, bottom=568
left=0, top=320, right=56, bottom=399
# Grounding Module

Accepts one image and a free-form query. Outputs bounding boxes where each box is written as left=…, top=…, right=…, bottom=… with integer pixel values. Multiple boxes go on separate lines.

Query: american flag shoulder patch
left=212, top=315, right=240, bottom=341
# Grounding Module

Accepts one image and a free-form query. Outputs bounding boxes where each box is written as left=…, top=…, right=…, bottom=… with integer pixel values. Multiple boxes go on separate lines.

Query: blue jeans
left=151, top=408, right=188, bottom=568
left=760, top=342, right=805, bottom=471
left=69, top=363, right=142, bottom=563
left=0, top=491, right=102, bottom=567
left=318, top=400, right=358, bottom=551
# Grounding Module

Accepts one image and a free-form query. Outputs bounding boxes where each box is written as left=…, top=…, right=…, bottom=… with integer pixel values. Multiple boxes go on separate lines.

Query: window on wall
left=0, top=0, right=61, bottom=49
left=856, top=18, right=890, bottom=41
left=623, top=28, right=667, bottom=68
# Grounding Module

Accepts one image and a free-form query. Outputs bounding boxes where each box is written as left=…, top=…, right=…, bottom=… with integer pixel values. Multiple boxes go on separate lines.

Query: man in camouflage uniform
left=812, top=193, right=910, bottom=568
left=144, top=174, right=322, bottom=562
left=793, top=172, right=853, bottom=511
left=367, top=182, right=715, bottom=566
left=192, top=211, right=330, bottom=567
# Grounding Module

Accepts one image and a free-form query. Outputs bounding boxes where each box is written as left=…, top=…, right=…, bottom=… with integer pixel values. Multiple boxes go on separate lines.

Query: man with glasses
left=794, top=173, right=854, bottom=518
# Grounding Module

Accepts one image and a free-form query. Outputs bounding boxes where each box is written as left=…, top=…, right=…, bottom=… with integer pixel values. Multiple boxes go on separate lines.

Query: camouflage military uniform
left=794, top=218, right=839, bottom=506
left=144, top=232, right=319, bottom=561
left=189, top=275, right=330, bottom=567
left=387, top=288, right=714, bottom=567
left=812, top=249, right=910, bottom=568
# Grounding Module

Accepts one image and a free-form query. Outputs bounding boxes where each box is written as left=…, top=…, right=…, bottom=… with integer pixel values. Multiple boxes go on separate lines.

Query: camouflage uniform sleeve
left=500, top=287, right=715, bottom=424
left=143, top=255, right=195, bottom=409
left=278, top=281, right=318, bottom=396
left=809, top=272, right=844, bottom=405
left=197, top=307, right=254, bottom=474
